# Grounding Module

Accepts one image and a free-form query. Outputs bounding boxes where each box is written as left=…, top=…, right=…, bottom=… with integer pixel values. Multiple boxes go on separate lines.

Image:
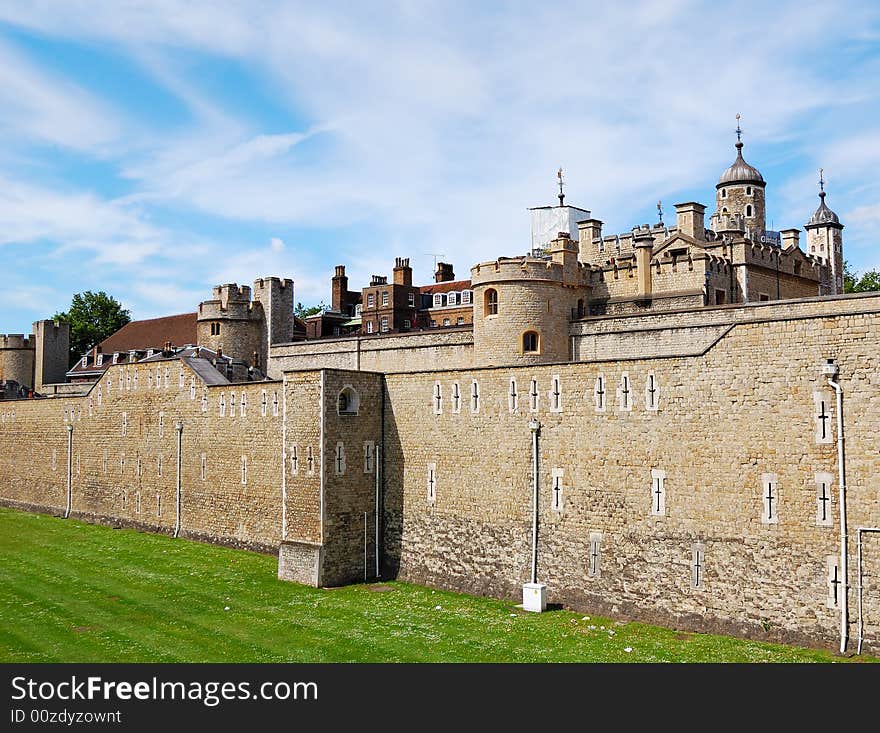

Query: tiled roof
left=419, top=279, right=472, bottom=295
left=99, top=313, right=197, bottom=353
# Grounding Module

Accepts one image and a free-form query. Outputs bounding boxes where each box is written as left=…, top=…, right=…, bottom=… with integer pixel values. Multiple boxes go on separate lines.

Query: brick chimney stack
left=393, top=257, right=412, bottom=286
left=331, top=265, right=348, bottom=313
left=435, top=262, right=455, bottom=283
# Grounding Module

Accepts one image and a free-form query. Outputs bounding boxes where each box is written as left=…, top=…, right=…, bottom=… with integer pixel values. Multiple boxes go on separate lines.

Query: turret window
left=746, top=205, right=753, bottom=217
left=721, top=189, right=727, bottom=198
left=746, top=186, right=752, bottom=196
left=522, top=331, right=539, bottom=354
left=210, top=323, right=221, bottom=336
left=485, top=289, right=498, bottom=316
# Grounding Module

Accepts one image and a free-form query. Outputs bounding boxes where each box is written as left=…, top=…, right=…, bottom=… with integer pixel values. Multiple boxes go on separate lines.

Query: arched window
left=338, top=386, right=359, bottom=416
left=522, top=331, right=539, bottom=353
left=721, top=189, right=727, bottom=198
left=722, top=207, right=728, bottom=214
left=485, top=288, right=498, bottom=316
left=746, top=204, right=753, bottom=217
left=746, top=186, right=752, bottom=196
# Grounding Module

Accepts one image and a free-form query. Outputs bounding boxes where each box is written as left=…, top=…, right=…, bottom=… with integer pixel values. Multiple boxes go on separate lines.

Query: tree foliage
left=843, top=261, right=880, bottom=294
left=294, top=301, right=327, bottom=319
left=53, top=291, right=131, bottom=367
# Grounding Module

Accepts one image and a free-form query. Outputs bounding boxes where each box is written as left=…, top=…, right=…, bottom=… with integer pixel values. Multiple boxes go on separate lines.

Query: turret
left=804, top=169, right=844, bottom=295
left=714, top=115, right=766, bottom=237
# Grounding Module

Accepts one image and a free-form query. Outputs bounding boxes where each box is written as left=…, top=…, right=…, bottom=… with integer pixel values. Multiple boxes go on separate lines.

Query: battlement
left=199, top=283, right=258, bottom=321
left=710, top=212, right=745, bottom=233
left=0, top=334, right=33, bottom=350
left=211, top=283, right=252, bottom=306
left=471, top=255, right=567, bottom=284
left=253, top=276, right=293, bottom=292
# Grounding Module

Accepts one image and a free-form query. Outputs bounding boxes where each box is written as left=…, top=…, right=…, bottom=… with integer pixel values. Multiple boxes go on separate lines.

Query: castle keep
left=1, top=130, right=878, bottom=655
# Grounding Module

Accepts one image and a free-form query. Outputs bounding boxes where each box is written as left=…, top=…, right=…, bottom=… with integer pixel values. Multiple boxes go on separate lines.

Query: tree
left=294, top=301, right=327, bottom=319
left=54, top=291, right=131, bottom=368
left=843, top=261, right=880, bottom=294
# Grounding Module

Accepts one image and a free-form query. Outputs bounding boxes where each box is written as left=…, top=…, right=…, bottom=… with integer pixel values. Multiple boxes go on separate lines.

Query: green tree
left=53, top=291, right=131, bottom=367
left=294, top=301, right=327, bottom=319
left=843, top=261, right=880, bottom=293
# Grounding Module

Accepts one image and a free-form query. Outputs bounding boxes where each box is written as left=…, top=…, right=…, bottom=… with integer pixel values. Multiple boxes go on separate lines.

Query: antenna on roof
left=557, top=167, right=565, bottom=206
left=425, top=253, right=446, bottom=270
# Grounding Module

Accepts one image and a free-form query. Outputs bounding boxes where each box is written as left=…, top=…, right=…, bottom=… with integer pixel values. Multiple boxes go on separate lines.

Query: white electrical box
left=522, top=582, right=547, bottom=612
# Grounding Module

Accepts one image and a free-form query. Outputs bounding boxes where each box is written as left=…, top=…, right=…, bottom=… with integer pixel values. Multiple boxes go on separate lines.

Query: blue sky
left=1, top=1, right=878, bottom=332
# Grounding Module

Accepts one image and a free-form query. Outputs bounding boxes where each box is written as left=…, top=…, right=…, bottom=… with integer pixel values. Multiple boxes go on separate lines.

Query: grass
left=0, top=507, right=873, bottom=663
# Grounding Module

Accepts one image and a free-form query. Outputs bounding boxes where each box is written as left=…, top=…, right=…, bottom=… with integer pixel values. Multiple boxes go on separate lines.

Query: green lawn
left=0, top=507, right=872, bottom=663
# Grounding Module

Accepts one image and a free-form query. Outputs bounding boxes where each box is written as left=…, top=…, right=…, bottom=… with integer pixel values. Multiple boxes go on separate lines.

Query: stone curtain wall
left=0, top=359, right=285, bottom=553
left=381, top=304, right=880, bottom=650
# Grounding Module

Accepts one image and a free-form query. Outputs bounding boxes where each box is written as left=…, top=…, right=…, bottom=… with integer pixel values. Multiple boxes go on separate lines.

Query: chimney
left=163, top=340, right=172, bottom=355
left=331, top=264, right=348, bottom=312
left=675, top=202, right=706, bottom=241
left=393, top=257, right=412, bottom=286
left=634, top=232, right=654, bottom=297
left=435, top=262, right=455, bottom=283
left=780, top=228, right=800, bottom=251
left=370, top=275, right=388, bottom=286
left=217, top=345, right=223, bottom=359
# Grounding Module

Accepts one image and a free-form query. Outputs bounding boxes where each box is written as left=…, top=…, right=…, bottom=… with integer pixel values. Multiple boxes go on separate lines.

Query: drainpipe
left=822, top=359, right=847, bottom=654
left=174, top=421, right=183, bottom=538
left=529, top=419, right=540, bottom=584
left=375, top=443, right=380, bottom=578
left=64, top=424, right=73, bottom=518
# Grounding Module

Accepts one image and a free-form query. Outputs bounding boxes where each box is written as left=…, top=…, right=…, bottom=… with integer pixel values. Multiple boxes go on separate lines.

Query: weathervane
left=557, top=167, right=565, bottom=206
left=819, top=167, right=825, bottom=197
left=735, top=112, right=742, bottom=142
left=657, top=200, right=663, bottom=224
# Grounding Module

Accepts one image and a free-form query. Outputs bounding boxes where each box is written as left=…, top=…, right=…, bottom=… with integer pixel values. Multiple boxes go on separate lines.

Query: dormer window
left=461, top=290, right=472, bottom=305
left=146, top=349, right=154, bottom=358
left=433, top=293, right=444, bottom=308
left=80, top=356, right=87, bottom=368
left=447, top=292, right=458, bottom=306
left=96, top=354, right=103, bottom=367
left=355, top=304, right=362, bottom=316
left=112, top=352, right=119, bottom=364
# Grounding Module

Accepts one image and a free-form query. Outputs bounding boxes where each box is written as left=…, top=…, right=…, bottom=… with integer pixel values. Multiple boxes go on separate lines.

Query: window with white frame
left=290, top=445, right=298, bottom=474
left=335, top=442, right=346, bottom=475
left=813, top=391, right=833, bottom=444
left=827, top=556, right=841, bottom=609
left=651, top=469, right=666, bottom=516
left=815, top=472, right=834, bottom=527
left=381, top=291, right=389, bottom=307
left=190, top=377, right=196, bottom=400
left=88, top=396, right=93, bottom=417
left=508, top=378, right=518, bottom=412
left=366, top=321, right=374, bottom=334
left=164, top=367, right=169, bottom=388
left=121, top=411, right=127, bottom=437
left=367, top=293, right=375, bottom=308
left=461, top=290, right=472, bottom=305
left=179, top=368, right=184, bottom=388
left=433, top=293, right=444, bottom=308
left=307, top=446, right=314, bottom=475
left=447, top=292, right=458, bottom=306
left=200, top=453, right=207, bottom=481
left=241, top=455, right=248, bottom=485
left=427, top=463, right=437, bottom=503
left=549, top=375, right=562, bottom=413
left=158, top=411, right=164, bottom=438
left=404, top=319, right=411, bottom=329
left=133, top=370, right=138, bottom=390
left=201, top=392, right=207, bottom=413
left=380, top=316, right=389, bottom=332
left=617, top=372, right=632, bottom=411
left=529, top=378, right=539, bottom=412
left=261, top=389, right=268, bottom=417
left=451, top=382, right=461, bottom=413
left=470, top=380, right=480, bottom=413
left=148, top=369, right=153, bottom=388
left=272, top=391, right=279, bottom=417
left=219, top=393, right=226, bottom=417
left=551, top=468, right=564, bottom=512
left=408, top=292, right=415, bottom=307
left=240, top=392, right=247, bottom=417
left=157, top=454, right=163, bottom=477
left=433, top=382, right=442, bottom=415
left=645, top=372, right=659, bottom=411
left=230, top=392, right=236, bottom=417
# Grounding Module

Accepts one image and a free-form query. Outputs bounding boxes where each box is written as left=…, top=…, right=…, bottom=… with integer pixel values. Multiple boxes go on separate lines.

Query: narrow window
left=645, top=372, right=659, bottom=411
left=133, top=370, right=138, bottom=390
left=179, top=368, right=184, bottom=388
left=761, top=473, right=779, bottom=524
left=158, top=412, right=164, bottom=438
left=157, top=454, right=163, bottom=477
left=219, top=393, right=226, bottom=417
left=485, top=288, right=498, bottom=316
left=88, top=396, right=94, bottom=417
left=443, top=318, right=450, bottom=326
left=126, top=372, right=131, bottom=391
left=433, top=293, right=444, bottom=308
left=746, top=186, right=752, bottom=196
left=230, top=392, right=236, bottom=417
left=122, top=489, right=126, bottom=509
left=136, top=491, right=141, bottom=514
left=121, top=411, right=127, bottom=437
left=102, top=451, right=107, bottom=474
left=290, top=445, right=298, bottom=475
left=448, top=292, right=458, bottom=306
left=272, top=391, right=279, bottom=417
left=307, top=446, right=315, bottom=475
left=363, top=441, right=375, bottom=474
left=427, top=463, right=437, bottom=504
left=201, top=392, right=207, bottom=413
left=201, top=453, right=207, bottom=481
left=404, top=319, right=411, bottom=329
left=367, top=321, right=374, bottom=334
left=549, top=375, right=562, bottom=413
left=156, top=493, right=162, bottom=517
left=594, top=375, right=606, bottom=412
left=380, top=316, right=389, bottom=332
left=335, top=442, right=346, bottom=475
left=148, top=369, right=153, bottom=388
left=241, top=455, right=248, bottom=485
left=470, top=380, right=480, bottom=413
left=551, top=468, right=564, bottom=512
left=827, top=556, right=841, bottom=609
left=588, top=533, right=601, bottom=578
left=692, top=543, right=705, bottom=589
left=120, top=453, right=125, bottom=475
left=522, top=331, right=539, bottom=353
left=51, top=448, right=57, bottom=472
left=164, top=367, right=170, bottom=388
left=651, top=469, right=666, bottom=516
left=508, top=378, right=518, bottom=412
left=261, top=389, right=268, bottom=417
left=433, top=382, right=442, bottom=415
left=190, top=377, right=196, bottom=400
left=529, top=378, right=539, bottom=412
left=746, top=204, right=753, bottom=218
left=408, top=292, right=415, bottom=307
left=721, top=188, right=727, bottom=198
left=617, top=373, right=631, bottom=412
left=815, top=472, right=834, bottom=527
left=97, top=386, right=102, bottom=406
left=240, top=392, right=247, bottom=417
left=813, top=391, right=833, bottom=444
left=382, top=291, right=389, bottom=306
left=456, top=317, right=464, bottom=325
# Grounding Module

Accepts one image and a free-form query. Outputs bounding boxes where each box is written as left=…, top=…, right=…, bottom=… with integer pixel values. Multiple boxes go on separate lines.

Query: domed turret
left=713, top=115, right=766, bottom=234
left=804, top=169, right=844, bottom=295
left=717, top=141, right=765, bottom=187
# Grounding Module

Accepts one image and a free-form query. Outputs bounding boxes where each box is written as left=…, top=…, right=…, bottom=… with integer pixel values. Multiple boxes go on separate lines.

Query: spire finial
left=819, top=167, right=826, bottom=200
left=735, top=113, right=744, bottom=152
left=657, top=200, right=663, bottom=224
left=557, top=167, right=565, bottom=206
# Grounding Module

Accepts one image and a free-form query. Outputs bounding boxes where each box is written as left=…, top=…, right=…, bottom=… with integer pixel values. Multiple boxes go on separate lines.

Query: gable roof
left=99, top=312, right=197, bottom=354
left=419, top=279, right=472, bottom=295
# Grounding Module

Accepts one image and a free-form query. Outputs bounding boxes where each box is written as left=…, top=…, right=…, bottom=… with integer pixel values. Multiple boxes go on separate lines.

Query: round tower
left=805, top=169, right=844, bottom=295
left=715, top=115, right=766, bottom=236
left=470, top=234, right=589, bottom=367
left=0, top=334, right=35, bottom=390
left=196, top=283, right=262, bottom=365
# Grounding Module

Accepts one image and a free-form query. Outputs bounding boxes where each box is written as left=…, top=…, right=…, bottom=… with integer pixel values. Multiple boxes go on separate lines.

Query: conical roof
left=717, top=141, right=765, bottom=188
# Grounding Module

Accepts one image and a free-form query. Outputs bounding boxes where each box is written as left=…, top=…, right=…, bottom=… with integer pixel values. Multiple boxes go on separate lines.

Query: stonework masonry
left=2, top=292, right=879, bottom=653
